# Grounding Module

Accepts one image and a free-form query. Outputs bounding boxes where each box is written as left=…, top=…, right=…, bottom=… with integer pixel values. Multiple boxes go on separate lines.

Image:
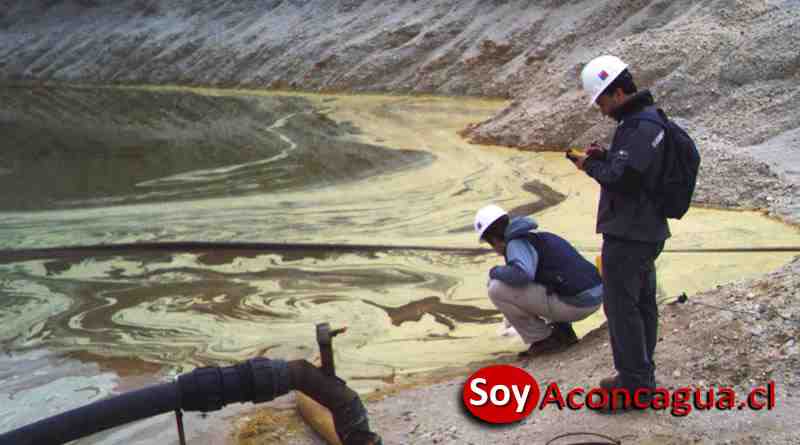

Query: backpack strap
left=621, top=109, right=671, bottom=206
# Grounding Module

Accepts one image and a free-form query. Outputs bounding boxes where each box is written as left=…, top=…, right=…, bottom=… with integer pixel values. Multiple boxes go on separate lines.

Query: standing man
left=475, top=205, right=603, bottom=358
left=571, top=55, right=670, bottom=410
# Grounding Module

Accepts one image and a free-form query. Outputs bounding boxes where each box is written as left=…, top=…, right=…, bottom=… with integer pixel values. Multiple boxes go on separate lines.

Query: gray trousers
left=602, top=236, right=664, bottom=391
left=488, top=279, right=600, bottom=344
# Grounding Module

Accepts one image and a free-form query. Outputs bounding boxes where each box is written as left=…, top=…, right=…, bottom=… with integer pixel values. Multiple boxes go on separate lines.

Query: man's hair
left=600, top=69, right=637, bottom=97
left=482, top=215, right=509, bottom=244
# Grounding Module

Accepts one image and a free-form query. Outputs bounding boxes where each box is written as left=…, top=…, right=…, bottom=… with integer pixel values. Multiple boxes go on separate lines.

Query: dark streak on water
left=447, top=179, right=567, bottom=234
left=363, top=296, right=501, bottom=330
left=512, top=180, right=568, bottom=215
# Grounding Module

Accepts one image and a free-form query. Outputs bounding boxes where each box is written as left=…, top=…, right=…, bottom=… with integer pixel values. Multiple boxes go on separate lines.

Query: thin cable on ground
left=669, top=293, right=800, bottom=325
left=546, top=431, right=629, bottom=444
left=685, top=297, right=800, bottom=325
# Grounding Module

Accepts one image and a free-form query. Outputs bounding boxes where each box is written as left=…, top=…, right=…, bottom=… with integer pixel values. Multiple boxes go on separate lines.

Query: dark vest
left=513, top=231, right=601, bottom=296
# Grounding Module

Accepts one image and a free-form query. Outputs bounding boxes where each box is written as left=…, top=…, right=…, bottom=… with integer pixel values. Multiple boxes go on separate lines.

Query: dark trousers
left=601, top=235, right=664, bottom=391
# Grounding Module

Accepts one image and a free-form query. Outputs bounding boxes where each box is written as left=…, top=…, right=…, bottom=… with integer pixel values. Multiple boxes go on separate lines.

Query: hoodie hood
left=504, top=216, right=538, bottom=241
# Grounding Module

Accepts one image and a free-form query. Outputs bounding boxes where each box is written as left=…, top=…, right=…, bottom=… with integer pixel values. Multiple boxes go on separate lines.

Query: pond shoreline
left=0, top=83, right=797, bottom=445
left=223, top=88, right=800, bottom=444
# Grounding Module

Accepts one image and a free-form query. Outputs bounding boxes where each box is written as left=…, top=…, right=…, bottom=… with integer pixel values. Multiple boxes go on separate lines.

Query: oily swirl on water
left=0, top=249, right=488, bottom=376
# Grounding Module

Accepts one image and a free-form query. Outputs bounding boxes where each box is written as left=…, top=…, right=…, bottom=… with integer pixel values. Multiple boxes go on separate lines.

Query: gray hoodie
left=489, top=216, right=602, bottom=308
left=489, top=217, right=540, bottom=286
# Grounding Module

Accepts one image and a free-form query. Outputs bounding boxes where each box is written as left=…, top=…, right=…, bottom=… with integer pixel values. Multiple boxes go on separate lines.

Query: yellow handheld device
left=565, top=148, right=583, bottom=162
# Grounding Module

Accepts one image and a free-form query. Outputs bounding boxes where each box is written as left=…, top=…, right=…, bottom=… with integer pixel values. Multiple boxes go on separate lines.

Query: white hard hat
left=474, top=205, right=507, bottom=242
left=580, top=55, right=629, bottom=106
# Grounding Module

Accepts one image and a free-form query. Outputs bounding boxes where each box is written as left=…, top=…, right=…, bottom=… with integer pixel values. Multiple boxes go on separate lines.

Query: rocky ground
left=674, top=119, right=799, bottom=221
left=1, top=1, right=799, bottom=443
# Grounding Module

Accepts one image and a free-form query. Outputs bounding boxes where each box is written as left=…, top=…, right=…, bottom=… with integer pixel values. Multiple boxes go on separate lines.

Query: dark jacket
left=489, top=217, right=602, bottom=307
left=583, top=90, right=671, bottom=243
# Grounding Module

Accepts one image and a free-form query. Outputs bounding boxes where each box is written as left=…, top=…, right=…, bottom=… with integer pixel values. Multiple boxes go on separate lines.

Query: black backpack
left=631, top=109, right=701, bottom=219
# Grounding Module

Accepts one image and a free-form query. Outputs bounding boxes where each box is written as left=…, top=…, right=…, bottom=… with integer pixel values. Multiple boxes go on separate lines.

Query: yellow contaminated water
left=2, top=86, right=798, bottom=396
left=312, top=92, right=800, bottom=355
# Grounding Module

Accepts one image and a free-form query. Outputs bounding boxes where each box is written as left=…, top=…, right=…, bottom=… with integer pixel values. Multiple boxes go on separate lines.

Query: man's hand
left=487, top=266, right=501, bottom=288
left=585, top=141, right=607, bottom=160
left=568, top=142, right=607, bottom=171
left=567, top=150, right=589, bottom=170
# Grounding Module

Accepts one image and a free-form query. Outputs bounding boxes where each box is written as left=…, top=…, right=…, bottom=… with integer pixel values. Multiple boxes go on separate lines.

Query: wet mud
left=0, top=85, right=431, bottom=210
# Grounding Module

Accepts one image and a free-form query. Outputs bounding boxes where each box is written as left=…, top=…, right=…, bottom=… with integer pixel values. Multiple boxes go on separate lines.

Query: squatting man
left=474, top=205, right=603, bottom=357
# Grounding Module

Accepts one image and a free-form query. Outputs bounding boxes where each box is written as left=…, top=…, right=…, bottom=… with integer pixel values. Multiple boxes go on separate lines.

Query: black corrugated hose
left=0, top=358, right=381, bottom=445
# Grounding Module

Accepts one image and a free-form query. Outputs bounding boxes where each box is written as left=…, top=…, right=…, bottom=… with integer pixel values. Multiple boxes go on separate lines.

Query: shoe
left=600, top=374, right=657, bottom=389
left=518, top=333, right=563, bottom=358
left=599, top=374, right=621, bottom=389
left=593, top=377, right=654, bottom=414
left=550, top=322, right=579, bottom=346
